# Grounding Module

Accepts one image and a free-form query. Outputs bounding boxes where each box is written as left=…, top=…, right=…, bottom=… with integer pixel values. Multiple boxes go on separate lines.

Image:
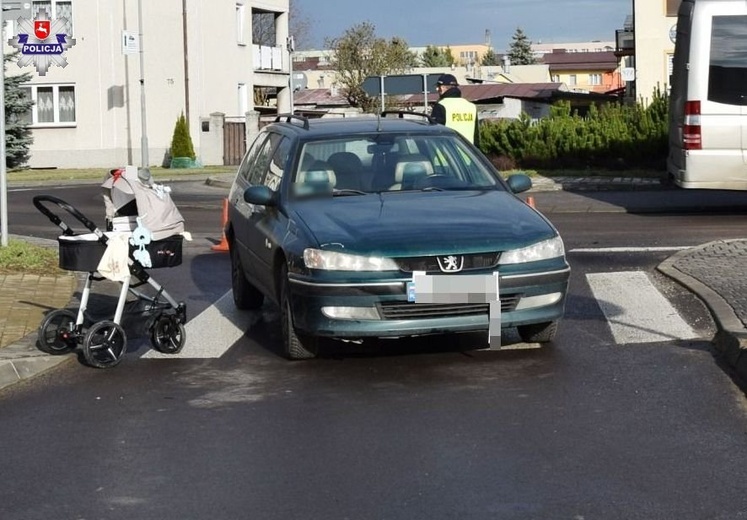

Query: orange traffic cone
left=526, top=195, right=536, bottom=209
left=211, top=198, right=230, bottom=253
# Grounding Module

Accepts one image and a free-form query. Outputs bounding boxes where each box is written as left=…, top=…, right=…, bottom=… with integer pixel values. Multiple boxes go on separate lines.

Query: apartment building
left=617, top=0, right=681, bottom=104
left=5, top=0, right=290, bottom=169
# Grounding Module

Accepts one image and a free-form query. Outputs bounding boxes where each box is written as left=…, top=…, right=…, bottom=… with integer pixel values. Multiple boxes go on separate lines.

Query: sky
left=294, top=0, right=632, bottom=51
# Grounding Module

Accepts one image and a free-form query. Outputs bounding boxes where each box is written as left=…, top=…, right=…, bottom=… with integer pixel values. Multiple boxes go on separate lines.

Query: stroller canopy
left=102, top=166, right=185, bottom=241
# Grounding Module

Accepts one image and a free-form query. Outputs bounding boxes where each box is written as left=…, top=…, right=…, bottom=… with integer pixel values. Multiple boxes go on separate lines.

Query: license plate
left=407, top=271, right=501, bottom=347
left=407, top=272, right=499, bottom=304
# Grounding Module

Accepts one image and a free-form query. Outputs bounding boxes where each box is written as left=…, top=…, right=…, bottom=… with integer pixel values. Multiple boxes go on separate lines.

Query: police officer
left=431, top=73, right=479, bottom=146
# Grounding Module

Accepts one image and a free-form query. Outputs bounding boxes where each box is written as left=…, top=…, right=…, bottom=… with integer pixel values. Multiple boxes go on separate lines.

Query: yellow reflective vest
left=437, top=97, right=478, bottom=144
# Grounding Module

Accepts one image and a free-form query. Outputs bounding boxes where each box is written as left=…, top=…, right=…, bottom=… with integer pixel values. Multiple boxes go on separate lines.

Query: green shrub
left=479, top=88, right=669, bottom=171
left=169, top=111, right=196, bottom=160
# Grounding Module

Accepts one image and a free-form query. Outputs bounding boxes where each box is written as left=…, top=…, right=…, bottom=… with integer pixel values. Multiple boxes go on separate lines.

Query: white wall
left=635, top=1, right=677, bottom=104
left=10, top=0, right=289, bottom=169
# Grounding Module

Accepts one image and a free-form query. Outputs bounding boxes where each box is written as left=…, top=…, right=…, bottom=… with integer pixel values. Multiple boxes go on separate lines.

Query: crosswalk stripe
left=586, top=271, right=699, bottom=344
left=141, top=290, right=255, bottom=359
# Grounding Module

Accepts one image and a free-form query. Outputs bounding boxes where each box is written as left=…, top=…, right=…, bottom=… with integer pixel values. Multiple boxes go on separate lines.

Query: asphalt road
left=2, top=184, right=747, bottom=519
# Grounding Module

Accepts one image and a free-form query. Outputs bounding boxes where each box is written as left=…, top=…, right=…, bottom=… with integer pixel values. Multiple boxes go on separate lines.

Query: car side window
left=263, top=135, right=290, bottom=192
left=709, top=15, right=747, bottom=106
left=237, top=132, right=269, bottom=183
left=247, top=133, right=277, bottom=186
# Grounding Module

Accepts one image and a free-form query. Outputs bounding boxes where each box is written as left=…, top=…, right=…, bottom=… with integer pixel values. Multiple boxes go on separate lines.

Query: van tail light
left=683, top=100, right=702, bottom=150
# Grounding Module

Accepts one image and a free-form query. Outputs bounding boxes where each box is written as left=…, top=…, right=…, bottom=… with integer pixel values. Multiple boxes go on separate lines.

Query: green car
left=226, top=114, right=570, bottom=359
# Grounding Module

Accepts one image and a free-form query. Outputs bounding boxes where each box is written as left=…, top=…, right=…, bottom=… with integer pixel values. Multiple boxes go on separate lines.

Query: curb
left=0, top=327, right=76, bottom=392
left=657, top=242, right=747, bottom=383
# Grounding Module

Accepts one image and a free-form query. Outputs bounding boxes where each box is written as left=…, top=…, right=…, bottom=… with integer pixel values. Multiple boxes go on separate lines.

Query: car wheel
left=517, top=321, right=558, bottom=343
left=231, top=243, right=264, bottom=310
left=280, top=264, right=318, bottom=360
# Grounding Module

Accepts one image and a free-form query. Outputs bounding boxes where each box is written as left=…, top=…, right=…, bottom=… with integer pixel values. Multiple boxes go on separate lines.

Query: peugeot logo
left=437, top=255, right=464, bottom=273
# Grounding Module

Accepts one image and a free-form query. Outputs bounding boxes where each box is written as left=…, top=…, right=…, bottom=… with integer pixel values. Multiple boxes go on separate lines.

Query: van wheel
left=517, top=321, right=558, bottom=343
left=231, top=244, right=264, bottom=310
left=280, top=264, right=318, bottom=360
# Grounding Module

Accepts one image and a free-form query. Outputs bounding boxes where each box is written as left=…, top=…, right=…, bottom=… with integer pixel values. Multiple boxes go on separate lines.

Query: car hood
left=290, top=190, right=558, bottom=256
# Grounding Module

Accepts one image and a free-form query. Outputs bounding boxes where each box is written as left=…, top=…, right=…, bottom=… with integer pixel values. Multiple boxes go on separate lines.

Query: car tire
left=231, top=243, right=264, bottom=310
left=517, top=321, right=558, bottom=343
left=280, top=264, right=318, bottom=360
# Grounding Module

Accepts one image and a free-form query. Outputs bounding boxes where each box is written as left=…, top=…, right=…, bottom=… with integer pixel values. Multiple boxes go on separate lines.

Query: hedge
left=479, top=88, right=669, bottom=171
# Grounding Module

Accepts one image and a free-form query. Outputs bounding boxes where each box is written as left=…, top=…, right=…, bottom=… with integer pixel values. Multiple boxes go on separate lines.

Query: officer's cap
left=436, top=74, right=458, bottom=86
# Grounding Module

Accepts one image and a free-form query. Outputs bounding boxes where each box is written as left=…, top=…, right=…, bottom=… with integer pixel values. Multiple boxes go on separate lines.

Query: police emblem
left=8, top=9, right=76, bottom=76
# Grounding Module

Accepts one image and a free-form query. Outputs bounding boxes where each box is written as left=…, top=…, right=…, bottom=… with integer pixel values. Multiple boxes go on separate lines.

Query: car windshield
left=291, top=134, right=503, bottom=197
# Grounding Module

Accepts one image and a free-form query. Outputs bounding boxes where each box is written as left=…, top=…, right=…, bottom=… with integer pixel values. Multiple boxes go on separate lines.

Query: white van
left=667, top=0, right=747, bottom=189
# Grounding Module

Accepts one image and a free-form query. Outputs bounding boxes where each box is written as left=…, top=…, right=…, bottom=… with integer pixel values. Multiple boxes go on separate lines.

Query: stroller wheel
left=37, top=309, right=79, bottom=355
left=82, top=321, right=127, bottom=369
left=150, top=314, right=186, bottom=354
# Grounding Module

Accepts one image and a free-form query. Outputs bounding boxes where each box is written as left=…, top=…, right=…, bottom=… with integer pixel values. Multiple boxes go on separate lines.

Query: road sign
left=362, top=73, right=444, bottom=97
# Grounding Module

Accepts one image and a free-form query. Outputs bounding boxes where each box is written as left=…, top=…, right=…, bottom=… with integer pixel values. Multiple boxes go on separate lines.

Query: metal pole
left=137, top=0, right=148, bottom=167
left=287, top=35, right=294, bottom=114
left=0, top=0, right=8, bottom=247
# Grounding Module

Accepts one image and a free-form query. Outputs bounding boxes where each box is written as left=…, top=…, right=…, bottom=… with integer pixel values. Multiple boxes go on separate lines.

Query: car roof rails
left=275, top=113, right=310, bottom=130
left=380, top=111, right=436, bottom=124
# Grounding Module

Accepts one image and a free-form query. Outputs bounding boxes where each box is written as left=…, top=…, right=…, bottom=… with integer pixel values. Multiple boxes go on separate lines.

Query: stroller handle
left=33, top=195, right=103, bottom=237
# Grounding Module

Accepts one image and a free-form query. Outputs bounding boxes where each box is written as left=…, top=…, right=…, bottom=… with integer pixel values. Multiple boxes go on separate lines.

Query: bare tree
left=326, top=22, right=417, bottom=113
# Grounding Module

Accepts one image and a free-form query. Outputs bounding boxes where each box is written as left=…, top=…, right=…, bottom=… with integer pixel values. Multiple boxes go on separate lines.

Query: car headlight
left=498, top=236, right=565, bottom=265
left=303, top=248, right=399, bottom=271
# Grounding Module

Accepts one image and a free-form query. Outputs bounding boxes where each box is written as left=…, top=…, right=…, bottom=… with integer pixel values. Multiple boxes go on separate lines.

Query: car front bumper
left=287, top=263, right=570, bottom=340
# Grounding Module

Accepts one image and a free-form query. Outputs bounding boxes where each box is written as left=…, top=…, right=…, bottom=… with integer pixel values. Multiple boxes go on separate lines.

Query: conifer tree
left=169, top=111, right=195, bottom=160
left=4, top=51, right=34, bottom=169
left=507, top=27, right=537, bottom=65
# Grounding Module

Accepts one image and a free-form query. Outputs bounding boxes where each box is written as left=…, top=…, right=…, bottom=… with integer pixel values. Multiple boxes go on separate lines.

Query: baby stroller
left=32, top=166, right=188, bottom=368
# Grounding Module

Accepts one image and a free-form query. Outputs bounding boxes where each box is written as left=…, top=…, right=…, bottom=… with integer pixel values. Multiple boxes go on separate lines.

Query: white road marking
left=586, top=271, right=699, bottom=344
left=141, top=290, right=255, bottom=359
left=570, top=246, right=691, bottom=253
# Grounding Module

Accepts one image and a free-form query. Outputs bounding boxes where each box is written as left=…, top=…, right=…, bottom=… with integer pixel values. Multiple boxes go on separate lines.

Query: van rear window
left=708, top=15, right=747, bottom=106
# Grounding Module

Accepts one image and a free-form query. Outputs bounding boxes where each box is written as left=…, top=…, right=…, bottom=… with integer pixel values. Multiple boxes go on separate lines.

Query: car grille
left=395, top=252, right=500, bottom=273
left=378, top=294, right=520, bottom=320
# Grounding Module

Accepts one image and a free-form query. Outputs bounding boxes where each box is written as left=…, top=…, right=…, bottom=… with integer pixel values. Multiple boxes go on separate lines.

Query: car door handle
left=265, top=238, right=272, bottom=249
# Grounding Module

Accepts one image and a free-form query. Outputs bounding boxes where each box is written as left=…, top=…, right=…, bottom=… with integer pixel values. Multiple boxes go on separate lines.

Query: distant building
left=541, top=50, right=623, bottom=94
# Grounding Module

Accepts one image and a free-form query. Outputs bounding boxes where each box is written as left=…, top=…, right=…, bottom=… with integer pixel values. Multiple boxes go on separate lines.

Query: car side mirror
left=244, top=185, right=277, bottom=206
left=505, top=173, right=532, bottom=194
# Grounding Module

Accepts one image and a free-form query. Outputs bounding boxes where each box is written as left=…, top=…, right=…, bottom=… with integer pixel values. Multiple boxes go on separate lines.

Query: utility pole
left=1, top=0, right=8, bottom=247
left=137, top=0, right=148, bottom=168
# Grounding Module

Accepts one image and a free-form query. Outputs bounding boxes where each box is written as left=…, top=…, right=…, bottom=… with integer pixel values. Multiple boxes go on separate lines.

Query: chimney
left=502, top=55, right=511, bottom=74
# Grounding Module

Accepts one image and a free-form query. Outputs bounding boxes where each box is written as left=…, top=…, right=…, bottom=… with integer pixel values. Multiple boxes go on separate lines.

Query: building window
left=589, top=73, right=602, bottom=86
left=32, top=1, right=73, bottom=35
left=666, top=0, right=682, bottom=17
left=551, top=74, right=560, bottom=82
left=569, top=74, right=577, bottom=86
left=20, top=84, right=76, bottom=126
left=238, top=83, right=248, bottom=116
left=236, top=3, right=245, bottom=45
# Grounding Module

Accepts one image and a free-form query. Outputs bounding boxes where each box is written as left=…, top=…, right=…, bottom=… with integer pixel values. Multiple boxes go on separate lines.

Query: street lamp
left=287, top=34, right=294, bottom=114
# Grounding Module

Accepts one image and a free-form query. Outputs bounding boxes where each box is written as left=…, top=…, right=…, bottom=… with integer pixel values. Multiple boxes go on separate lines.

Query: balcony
left=253, top=44, right=284, bottom=72
left=615, top=29, right=635, bottom=57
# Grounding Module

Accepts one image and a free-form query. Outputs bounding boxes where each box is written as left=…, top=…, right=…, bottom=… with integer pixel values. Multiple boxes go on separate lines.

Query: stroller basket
left=58, top=233, right=183, bottom=272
